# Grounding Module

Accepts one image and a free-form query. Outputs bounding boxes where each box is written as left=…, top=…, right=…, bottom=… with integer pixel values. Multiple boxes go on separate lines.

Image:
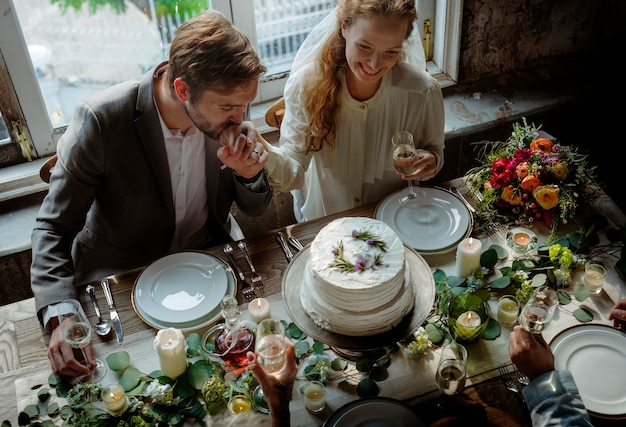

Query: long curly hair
left=302, top=0, right=417, bottom=152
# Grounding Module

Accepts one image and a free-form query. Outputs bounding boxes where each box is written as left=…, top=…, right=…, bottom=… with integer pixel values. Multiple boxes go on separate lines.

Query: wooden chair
left=264, top=97, right=285, bottom=129
left=39, top=154, right=58, bottom=183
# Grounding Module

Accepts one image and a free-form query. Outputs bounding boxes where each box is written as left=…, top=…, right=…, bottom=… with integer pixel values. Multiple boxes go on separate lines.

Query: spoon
left=86, top=284, right=112, bottom=336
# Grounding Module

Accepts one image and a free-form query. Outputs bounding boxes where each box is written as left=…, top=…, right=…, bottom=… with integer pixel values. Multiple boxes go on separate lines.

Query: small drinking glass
left=532, top=286, right=558, bottom=318
left=57, top=299, right=107, bottom=382
left=392, top=131, right=419, bottom=201
left=302, top=380, right=326, bottom=413
left=519, top=299, right=554, bottom=334
left=582, top=262, right=606, bottom=295
left=436, top=342, right=468, bottom=396
left=497, top=295, right=520, bottom=326
left=255, top=318, right=287, bottom=374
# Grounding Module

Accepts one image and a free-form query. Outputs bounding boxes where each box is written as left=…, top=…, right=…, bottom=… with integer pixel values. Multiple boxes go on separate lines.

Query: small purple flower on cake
left=328, top=230, right=387, bottom=272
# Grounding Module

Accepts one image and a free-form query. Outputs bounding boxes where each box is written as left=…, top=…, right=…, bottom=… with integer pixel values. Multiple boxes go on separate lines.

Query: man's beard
left=184, top=102, right=230, bottom=140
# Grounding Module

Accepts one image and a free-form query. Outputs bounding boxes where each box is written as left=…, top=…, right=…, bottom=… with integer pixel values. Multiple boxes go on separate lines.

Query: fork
left=223, top=243, right=256, bottom=302
left=238, top=241, right=265, bottom=297
left=498, top=363, right=524, bottom=402
left=486, top=221, right=507, bottom=246
left=514, top=368, right=530, bottom=386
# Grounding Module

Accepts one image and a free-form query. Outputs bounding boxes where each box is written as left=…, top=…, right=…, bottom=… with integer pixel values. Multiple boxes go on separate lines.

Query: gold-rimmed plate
left=374, top=186, right=473, bottom=254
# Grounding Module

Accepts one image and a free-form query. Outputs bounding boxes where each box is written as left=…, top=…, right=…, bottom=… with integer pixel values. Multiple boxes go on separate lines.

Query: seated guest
left=221, top=0, right=445, bottom=222
left=32, top=10, right=272, bottom=379
left=509, top=325, right=592, bottom=427
left=609, top=298, right=626, bottom=331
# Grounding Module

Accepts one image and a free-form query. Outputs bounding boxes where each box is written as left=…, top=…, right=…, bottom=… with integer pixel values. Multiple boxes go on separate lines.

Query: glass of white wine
left=392, top=131, right=419, bottom=201
left=252, top=319, right=287, bottom=413
left=436, top=342, right=468, bottom=396
left=57, top=299, right=107, bottom=382
left=519, top=299, right=553, bottom=334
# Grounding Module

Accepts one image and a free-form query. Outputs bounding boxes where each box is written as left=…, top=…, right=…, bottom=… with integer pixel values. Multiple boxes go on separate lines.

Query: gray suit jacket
left=30, top=66, right=272, bottom=320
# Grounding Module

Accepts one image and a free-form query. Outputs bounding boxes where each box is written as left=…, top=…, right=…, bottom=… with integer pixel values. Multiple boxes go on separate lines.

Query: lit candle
left=248, top=297, right=272, bottom=323
left=228, top=395, right=252, bottom=415
left=303, top=380, right=326, bottom=414
left=457, top=311, right=482, bottom=327
left=101, top=383, right=128, bottom=416
left=154, top=328, right=188, bottom=379
left=455, top=238, right=482, bottom=277
left=513, top=232, right=530, bottom=247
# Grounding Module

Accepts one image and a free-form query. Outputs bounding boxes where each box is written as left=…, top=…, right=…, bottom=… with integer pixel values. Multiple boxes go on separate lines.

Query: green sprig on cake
left=328, top=229, right=387, bottom=273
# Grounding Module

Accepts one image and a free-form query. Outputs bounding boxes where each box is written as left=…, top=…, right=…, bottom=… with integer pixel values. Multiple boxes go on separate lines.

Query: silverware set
left=223, top=243, right=257, bottom=302
left=497, top=362, right=526, bottom=402
left=86, top=279, right=123, bottom=343
left=238, top=241, right=265, bottom=297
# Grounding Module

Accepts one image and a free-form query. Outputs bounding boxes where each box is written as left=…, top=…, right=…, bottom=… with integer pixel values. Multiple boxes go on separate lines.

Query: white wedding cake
left=300, top=217, right=415, bottom=336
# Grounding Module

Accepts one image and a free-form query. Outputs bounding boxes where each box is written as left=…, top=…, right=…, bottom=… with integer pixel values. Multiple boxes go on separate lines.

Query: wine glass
left=57, top=299, right=107, bottom=382
left=518, top=299, right=554, bottom=334
left=392, top=131, right=419, bottom=201
left=435, top=342, right=468, bottom=396
left=252, top=319, right=287, bottom=413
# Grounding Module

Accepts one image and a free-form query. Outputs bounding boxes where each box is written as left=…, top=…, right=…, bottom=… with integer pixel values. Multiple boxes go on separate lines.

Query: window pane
left=0, top=111, right=9, bottom=143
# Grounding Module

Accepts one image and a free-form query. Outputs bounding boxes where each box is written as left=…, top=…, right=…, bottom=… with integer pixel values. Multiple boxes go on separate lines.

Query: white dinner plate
left=374, top=187, right=472, bottom=254
left=550, top=324, right=626, bottom=418
left=132, top=251, right=235, bottom=331
left=322, top=397, right=427, bottom=427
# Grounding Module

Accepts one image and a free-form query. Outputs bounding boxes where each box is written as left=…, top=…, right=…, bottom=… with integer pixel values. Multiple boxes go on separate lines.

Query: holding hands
left=219, top=121, right=268, bottom=179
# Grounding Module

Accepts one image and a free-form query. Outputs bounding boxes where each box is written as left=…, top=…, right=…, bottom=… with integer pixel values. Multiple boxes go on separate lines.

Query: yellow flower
left=501, top=186, right=522, bottom=205
left=533, top=185, right=560, bottom=210
left=552, top=163, right=568, bottom=181
left=515, top=162, right=530, bottom=179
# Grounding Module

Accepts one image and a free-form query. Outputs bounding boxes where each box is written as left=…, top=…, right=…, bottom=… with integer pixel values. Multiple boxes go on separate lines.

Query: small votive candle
left=248, top=297, right=272, bottom=323
left=513, top=232, right=530, bottom=247
left=506, top=227, right=537, bottom=254
left=101, top=383, right=128, bottom=416
left=228, top=395, right=252, bottom=415
left=583, top=263, right=606, bottom=295
left=154, top=328, right=188, bottom=379
left=497, top=295, right=520, bottom=326
left=303, top=380, right=326, bottom=414
left=457, top=311, right=482, bottom=327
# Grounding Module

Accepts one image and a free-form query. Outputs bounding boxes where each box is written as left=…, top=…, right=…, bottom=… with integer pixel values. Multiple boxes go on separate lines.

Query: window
left=0, top=0, right=460, bottom=191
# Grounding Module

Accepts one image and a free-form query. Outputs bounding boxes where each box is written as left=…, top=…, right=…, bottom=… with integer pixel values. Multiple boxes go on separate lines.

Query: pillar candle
left=154, top=328, right=188, bottom=379
left=455, top=237, right=482, bottom=277
left=248, top=297, right=272, bottom=323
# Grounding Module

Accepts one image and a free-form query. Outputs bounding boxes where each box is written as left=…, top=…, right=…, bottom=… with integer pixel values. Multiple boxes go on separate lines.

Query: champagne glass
left=57, top=299, right=107, bottom=382
left=436, top=342, right=468, bottom=396
left=252, top=319, right=287, bottom=413
left=392, top=131, right=419, bottom=201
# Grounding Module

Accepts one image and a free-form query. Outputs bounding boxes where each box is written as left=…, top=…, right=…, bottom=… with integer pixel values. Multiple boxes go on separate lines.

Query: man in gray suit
left=31, top=10, right=272, bottom=379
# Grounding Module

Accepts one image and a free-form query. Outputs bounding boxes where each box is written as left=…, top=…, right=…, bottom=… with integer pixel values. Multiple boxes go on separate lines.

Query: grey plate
left=282, top=244, right=435, bottom=351
left=322, top=397, right=427, bottom=427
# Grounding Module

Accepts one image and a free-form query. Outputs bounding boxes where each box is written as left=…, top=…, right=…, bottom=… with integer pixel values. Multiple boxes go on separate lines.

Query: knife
left=101, top=278, right=123, bottom=344
left=276, top=231, right=294, bottom=261
left=223, top=243, right=246, bottom=282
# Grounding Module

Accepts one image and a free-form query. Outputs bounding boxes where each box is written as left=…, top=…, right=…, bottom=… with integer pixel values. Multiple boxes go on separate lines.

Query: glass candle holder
left=446, top=293, right=490, bottom=344
left=505, top=227, right=538, bottom=254
left=101, top=383, right=128, bottom=416
left=302, top=380, right=326, bottom=414
left=497, top=295, right=520, bottom=326
left=227, top=395, right=252, bottom=416
left=582, top=263, right=606, bottom=295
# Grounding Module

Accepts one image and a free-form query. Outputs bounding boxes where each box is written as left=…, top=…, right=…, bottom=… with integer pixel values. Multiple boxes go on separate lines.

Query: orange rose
left=533, top=185, right=560, bottom=210
left=515, top=162, right=529, bottom=179
left=552, top=162, right=568, bottom=181
left=521, top=175, right=541, bottom=192
left=501, top=186, right=522, bottom=205
left=530, top=138, right=554, bottom=153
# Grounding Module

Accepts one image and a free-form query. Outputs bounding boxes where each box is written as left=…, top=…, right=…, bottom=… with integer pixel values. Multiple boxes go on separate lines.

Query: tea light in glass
left=101, top=383, right=128, bottom=416
left=582, top=263, right=606, bottom=295
left=228, top=395, right=252, bottom=415
left=506, top=227, right=538, bottom=254
left=302, top=380, right=326, bottom=414
left=497, top=295, right=520, bottom=326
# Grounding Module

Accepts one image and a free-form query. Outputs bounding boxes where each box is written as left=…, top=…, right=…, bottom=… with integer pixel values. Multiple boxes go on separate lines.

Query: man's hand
left=609, top=298, right=626, bottom=331
left=48, top=323, right=95, bottom=378
left=509, top=325, right=554, bottom=381
left=219, top=121, right=268, bottom=179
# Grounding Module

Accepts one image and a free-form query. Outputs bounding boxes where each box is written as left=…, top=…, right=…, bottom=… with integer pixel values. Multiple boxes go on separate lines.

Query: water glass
left=435, top=342, right=468, bottom=395
left=255, top=318, right=287, bottom=373
left=519, top=299, right=553, bottom=333
left=582, top=263, right=606, bottom=295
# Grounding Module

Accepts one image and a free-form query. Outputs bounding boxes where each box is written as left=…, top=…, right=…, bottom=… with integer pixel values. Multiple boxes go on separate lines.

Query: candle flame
left=466, top=312, right=472, bottom=322
left=468, top=237, right=473, bottom=246
left=256, top=299, right=262, bottom=309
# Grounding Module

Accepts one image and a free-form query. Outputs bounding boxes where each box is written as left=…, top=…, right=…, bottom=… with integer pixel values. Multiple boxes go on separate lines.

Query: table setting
left=3, top=120, right=626, bottom=427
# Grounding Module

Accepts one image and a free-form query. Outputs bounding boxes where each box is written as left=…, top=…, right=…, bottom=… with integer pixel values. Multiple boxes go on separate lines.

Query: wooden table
left=1, top=177, right=625, bottom=426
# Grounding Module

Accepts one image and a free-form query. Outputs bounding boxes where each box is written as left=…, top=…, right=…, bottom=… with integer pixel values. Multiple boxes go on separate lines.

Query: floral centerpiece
left=466, top=118, right=599, bottom=242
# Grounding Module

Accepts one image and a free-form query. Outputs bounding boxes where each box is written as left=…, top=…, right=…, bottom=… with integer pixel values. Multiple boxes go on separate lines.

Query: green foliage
left=49, top=0, right=210, bottom=20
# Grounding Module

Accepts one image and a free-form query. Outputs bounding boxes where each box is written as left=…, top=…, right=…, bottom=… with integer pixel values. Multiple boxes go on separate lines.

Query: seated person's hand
left=48, top=323, right=95, bottom=378
left=508, top=325, right=554, bottom=381
left=609, top=298, right=626, bottom=331
left=247, top=339, right=297, bottom=422
left=400, top=149, right=437, bottom=181
left=218, top=121, right=268, bottom=179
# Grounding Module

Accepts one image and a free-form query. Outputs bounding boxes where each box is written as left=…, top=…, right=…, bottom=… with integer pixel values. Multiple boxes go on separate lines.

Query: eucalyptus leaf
left=531, top=274, right=548, bottom=287
left=174, top=374, right=196, bottom=398
left=433, top=269, right=447, bottom=283
left=482, top=318, right=501, bottom=340
left=186, top=333, right=202, bottom=357
left=375, top=355, right=391, bottom=369
left=294, top=340, right=310, bottom=358
left=480, top=248, right=499, bottom=269
left=312, top=341, right=325, bottom=354
left=445, top=276, right=466, bottom=287
left=490, top=244, right=509, bottom=259
left=287, top=322, right=305, bottom=340
left=369, top=366, right=388, bottom=381
left=574, top=307, right=594, bottom=322
left=490, top=275, right=511, bottom=289
left=37, top=387, right=50, bottom=402
left=187, top=360, right=215, bottom=390
left=106, top=350, right=131, bottom=372
left=356, top=377, right=379, bottom=398
left=355, top=357, right=373, bottom=372
left=424, top=323, right=444, bottom=345
left=331, top=358, right=347, bottom=371
left=46, top=401, right=60, bottom=416
left=119, top=366, right=143, bottom=390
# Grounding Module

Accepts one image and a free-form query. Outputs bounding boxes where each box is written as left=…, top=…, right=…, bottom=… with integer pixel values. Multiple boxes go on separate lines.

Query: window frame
left=0, top=0, right=461, bottom=198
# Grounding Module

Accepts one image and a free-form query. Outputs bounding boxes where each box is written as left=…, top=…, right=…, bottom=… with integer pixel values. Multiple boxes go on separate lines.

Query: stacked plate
left=132, top=251, right=235, bottom=331
left=375, top=187, right=473, bottom=254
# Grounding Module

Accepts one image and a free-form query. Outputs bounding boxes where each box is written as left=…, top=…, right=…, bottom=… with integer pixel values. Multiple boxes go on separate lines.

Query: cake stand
left=282, top=245, right=436, bottom=360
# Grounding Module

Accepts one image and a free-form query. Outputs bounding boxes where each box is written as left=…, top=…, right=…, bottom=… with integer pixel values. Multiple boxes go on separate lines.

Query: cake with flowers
left=300, top=217, right=415, bottom=336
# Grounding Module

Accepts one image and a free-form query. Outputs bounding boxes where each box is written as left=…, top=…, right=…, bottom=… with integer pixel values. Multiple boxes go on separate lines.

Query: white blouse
left=264, top=62, right=445, bottom=222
